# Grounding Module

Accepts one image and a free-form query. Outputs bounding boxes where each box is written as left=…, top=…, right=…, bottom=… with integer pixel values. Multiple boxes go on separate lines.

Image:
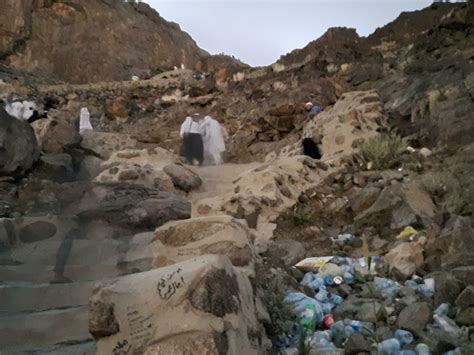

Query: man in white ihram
left=200, top=115, right=228, bottom=165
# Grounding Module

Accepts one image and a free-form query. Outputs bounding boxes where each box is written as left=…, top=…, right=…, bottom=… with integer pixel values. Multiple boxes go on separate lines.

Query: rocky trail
left=189, top=163, right=260, bottom=204
left=1, top=2, right=473, bottom=355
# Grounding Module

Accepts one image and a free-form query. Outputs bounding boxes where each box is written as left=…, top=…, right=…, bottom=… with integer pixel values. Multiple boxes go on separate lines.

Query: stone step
left=0, top=238, right=151, bottom=283
left=0, top=306, right=92, bottom=352
left=0, top=281, right=96, bottom=313
left=1, top=341, right=96, bottom=355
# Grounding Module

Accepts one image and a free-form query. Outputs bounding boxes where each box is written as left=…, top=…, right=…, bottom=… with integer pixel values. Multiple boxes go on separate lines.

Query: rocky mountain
left=0, top=0, right=209, bottom=83
left=0, top=2, right=473, bottom=354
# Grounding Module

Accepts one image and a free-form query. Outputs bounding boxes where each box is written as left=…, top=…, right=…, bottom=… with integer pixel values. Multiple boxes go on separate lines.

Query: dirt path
left=188, top=162, right=259, bottom=202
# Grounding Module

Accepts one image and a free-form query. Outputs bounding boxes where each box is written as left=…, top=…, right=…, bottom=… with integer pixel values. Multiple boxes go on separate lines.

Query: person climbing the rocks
left=179, top=112, right=204, bottom=166
left=304, top=102, right=322, bottom=117
left=200, top=115, right=228, bottom=165
left=4, top=99, right=48, bottom=124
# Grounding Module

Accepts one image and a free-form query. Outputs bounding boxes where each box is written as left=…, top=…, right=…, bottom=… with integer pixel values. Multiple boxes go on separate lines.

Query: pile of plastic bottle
left=275, top=256, right=465, bottom=355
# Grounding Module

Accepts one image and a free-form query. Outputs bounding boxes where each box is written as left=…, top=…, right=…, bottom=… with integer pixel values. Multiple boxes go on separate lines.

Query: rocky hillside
left=0, top=2, right=473, bottom=354
left=0, top=0, right=209, bottom=83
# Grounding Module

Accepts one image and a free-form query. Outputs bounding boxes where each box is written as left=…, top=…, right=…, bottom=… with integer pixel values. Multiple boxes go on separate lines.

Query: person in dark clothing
left=27, top=110, right=48, bottom=124
left=302, top=138, right=322, bottom=160
left=51, top=228, right=81, bottom=284
left=179, top=113, right=204, bottom=165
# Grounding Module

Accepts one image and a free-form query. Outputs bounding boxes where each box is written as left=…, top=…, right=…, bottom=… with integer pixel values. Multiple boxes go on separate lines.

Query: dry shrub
left=354, top=133, right=406, bottom=170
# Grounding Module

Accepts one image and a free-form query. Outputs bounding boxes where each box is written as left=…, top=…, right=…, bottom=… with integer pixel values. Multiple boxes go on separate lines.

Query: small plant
left=282, top=204, right=317, bottom=227
left=354, top=133, right=407, bottom=170
left=261, top=277, right=295, bottom=336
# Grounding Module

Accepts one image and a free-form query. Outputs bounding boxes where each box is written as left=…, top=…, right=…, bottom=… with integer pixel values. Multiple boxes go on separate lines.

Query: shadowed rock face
left=190, top=268, right=240, bottom=317
left=0, top=107, right=39, bottom=176
left=0, top=0, right=208, bottom=83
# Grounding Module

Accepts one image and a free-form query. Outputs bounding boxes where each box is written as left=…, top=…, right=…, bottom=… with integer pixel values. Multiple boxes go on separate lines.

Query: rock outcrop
left=1, top=0, right=208, bottom=83
left=0, top=2, right=473, bottom=354
left=0, top=107, right=39, bottom=175
left=89, top=255, right=265, bottom=355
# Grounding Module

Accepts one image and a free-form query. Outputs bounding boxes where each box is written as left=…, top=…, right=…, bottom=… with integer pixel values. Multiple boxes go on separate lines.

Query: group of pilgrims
left=4, top=98, right=324, bottom=167
left=179, top=113, right=228, bottom=166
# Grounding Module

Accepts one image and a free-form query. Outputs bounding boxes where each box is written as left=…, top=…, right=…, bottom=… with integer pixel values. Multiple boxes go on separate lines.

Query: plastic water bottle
left=395, top=329, right=414, bottom=346
left=417, top=284, right=434, bottom=298
left=343, top=325, right=355, bottom=338
left=344, top=319, right=363, bottom=332
left=415, top=343, right=431, bottom=355
left=316, top=288, right=329, bottom=303
left=432, top=315, right=463, bottom=338
left=301, top=273, right=325, bottom=291
left=377, top=338, right=401, bottom=355
left=341, top=264, right=354, bottom=273
left=328, top=293, right=344, bottom=305
left=310, top=330, right=334, bottom=349
left=434, top=303, right=450, bottom=316
left=343, top=272, right=354, bottom=284
left=284, top=292, right=324, bottom=330
left=401, top=351, right=417, bottom=355
left=331, top=321, right=346, bottom=347
left=324, top=276, right=335, bottom=286
left=374, top=277, right=401, bottom=299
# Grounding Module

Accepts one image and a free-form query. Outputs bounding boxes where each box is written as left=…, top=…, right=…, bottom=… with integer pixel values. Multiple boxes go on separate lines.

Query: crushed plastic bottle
left=327, top=293, right=344, bottom=305
left=284, top=292, right=324, bottom=331
left=310, top=330, right=335, bottom=349
left=415, top=343, right=431, bottom=355
left=343, top=272, right=354, bottom=284
left=434, top=303, right=450, bottom=317
left=331, top=234, right=356, bottom=245
left=395, top=329, right=414, bottom=346
left=343, top=319, right=364, bottom=333
left=330, top=321, right=346, bottom=347
left=377, top=338, right=401, bottom=355
left=301, top=272, right=325, bottom=291
left=374, top=277, right=401, bottom=299
left=432, top=314, right=463, bottom=338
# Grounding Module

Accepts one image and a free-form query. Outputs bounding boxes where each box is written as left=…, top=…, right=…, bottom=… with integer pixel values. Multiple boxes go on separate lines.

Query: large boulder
left=75, top=182, right=191, bottom=232
left=355, top=181, right=435, bottom=234
left=95, top=163, right=175, bottom=192
left=193, top=156, right=331, bottom=242
left=266, top=90, right=387, bottom=164
left=101, top=147, right=176, bottom=169
left=32, top=119, right=81, bottom=154
left=397, top=302, right=432, bottom=336
left=425, top=215, right=474, bottom=270
left=80, top=132, right=138, bottom=159
left=149, top=216, right=256, bottom=272
left=0, top=107, right=39, bottom=175
left=89, top=255, right=265, bottom=354
left=163, top=164, right=202, bottom=193
left=383, top=237, right=426, bottom=280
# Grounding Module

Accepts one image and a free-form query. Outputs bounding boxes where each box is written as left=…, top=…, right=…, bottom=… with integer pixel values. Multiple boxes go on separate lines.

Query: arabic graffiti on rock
left=126, top=305, right=154, bottom=345
left=157, top=267, right=185, bottom=300
left=112, top=339, right=131, bottom=355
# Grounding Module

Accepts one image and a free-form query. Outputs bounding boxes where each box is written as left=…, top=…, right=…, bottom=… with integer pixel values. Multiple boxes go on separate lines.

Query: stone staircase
left=0, top=216, right=155, bottom=354
left=0, top=282, right=95, bottom=354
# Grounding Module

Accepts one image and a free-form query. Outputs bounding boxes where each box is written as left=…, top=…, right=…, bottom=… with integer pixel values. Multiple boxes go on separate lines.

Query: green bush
left=354, top=133, right=407, bottom=170
left=282, top=204, right=317, bottom=227
left=261, top=277, right=295, bottom=336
